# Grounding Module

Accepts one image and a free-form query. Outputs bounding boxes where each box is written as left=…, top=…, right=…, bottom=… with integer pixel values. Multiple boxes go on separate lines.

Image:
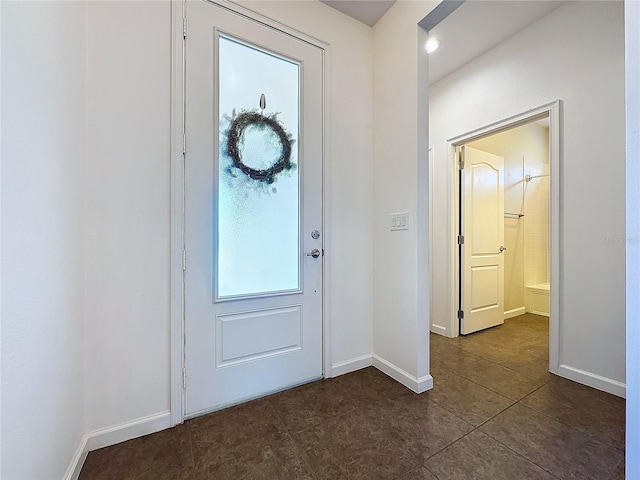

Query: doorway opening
left=445, top=101, right=560, bottom=375
left=459, top=116, right=550, bottom=335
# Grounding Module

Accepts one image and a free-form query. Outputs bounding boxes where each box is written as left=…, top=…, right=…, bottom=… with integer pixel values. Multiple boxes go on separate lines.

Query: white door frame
left=446, top=101, right=561, bottom=374
left=169, top=0, right=332, bottom=425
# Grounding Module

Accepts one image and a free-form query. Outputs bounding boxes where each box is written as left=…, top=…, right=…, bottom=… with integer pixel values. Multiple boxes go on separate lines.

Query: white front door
left=184, top=1, right=324, bottom=416
left=460, top=146, right=505, bottom=335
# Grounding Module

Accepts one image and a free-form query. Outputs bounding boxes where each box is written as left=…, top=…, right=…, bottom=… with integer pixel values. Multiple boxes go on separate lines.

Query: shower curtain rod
left=525, top=173, right=550, bottom=182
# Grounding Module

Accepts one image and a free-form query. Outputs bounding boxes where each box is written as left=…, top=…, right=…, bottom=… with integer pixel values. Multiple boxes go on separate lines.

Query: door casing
left=169, top=0, right=332, bottom=425
left=445, top=101, right=561, bottom=375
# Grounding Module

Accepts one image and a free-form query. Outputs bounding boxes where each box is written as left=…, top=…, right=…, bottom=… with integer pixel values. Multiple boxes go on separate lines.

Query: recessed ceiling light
left=426, top=38, right=440, bottom=54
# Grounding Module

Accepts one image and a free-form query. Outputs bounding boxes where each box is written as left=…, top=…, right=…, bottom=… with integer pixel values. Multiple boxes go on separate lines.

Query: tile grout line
left=450, top=369, right=548, bottom=403
left=512, top=398, right=625, bottom=453
left=400, top=463, right=444, bottom=480
left=472, top=407, right=565, bottom=480
left=479, top=401, right=622, bottom=480
left=458, top=347, right=551, bottom=380
left=426, top=380, right=544, bottom=471
left=438, top=336, right=550, bottom=376
left=418, top=426, right=558, bottom=480
left=427, top=369, right=518, bottom=425
left=184, top=421, right=197, bottom=474
left=265, top=396, right=320, bottom=480
left=477, top=425, right=563, bottom=479
left=607, top=456, right=625, bottom=480
left=465, top=353, right=552, bottom=382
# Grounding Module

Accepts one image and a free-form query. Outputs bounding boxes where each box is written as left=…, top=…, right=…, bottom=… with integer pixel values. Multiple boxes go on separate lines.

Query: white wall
left=625, top=0, right=640, bottom=474
left=1, top=2, right=87, bottom=478
left=430, top=1, right=626, bottom=392
left=84, top=1, right=172, bottom=433
left=371, top=1, right=437, bottom=387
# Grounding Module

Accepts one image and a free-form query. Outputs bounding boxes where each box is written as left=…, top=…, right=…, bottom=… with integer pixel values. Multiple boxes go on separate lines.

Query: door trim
left=445, top=100, right=561, bottom=375
left=170, top=0, right=186, bottom=428
left=169, top=0, right=331, bottom=425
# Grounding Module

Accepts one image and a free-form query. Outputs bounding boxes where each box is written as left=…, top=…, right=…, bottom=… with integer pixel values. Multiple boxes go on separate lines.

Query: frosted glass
left=217, top=35, right=300, bottom=298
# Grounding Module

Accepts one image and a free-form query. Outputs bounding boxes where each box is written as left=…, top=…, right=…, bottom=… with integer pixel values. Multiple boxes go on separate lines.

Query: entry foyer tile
left=425, top=430, right=555, bottom=480
left=456, top=358, right=547, bottom=401
left=428, top=370, right=515, bottom=426
left=480, top=403, right=623, bottom=480
left=80, top=316, right=625, bottom=480
left=293, top=409, right=420, bottom=480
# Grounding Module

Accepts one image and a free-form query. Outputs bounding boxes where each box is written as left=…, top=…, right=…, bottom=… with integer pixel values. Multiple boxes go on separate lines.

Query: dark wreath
left=226, top=111, right=293, bottom=184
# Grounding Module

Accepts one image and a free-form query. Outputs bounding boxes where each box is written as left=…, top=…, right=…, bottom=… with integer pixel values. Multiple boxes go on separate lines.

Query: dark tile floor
left=80, top=314, right=625, bottom=480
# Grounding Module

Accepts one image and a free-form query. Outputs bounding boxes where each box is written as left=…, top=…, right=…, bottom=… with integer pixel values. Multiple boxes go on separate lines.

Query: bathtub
left=526, top=283, right=550, bottom=317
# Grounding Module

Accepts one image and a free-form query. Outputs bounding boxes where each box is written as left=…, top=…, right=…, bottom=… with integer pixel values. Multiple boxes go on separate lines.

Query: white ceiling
left=427, top=1, right=566, bottom=84
left=319, top=0, right=566, bottom=84
left=319, top=0, right=396, bottom=27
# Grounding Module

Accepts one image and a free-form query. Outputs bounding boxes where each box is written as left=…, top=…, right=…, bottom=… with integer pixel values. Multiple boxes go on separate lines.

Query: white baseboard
left=65, top=411, right=172, bottom=479
left=430, top=323, right=448, bottom=336
left=63, top=436, right=88, bottom=480
left=558, top=364, right=626, bottom=398
left=329, top=354, right=372, bottom=377
left=86, top=411, right=172, bottom=451
left=372, top=355, right=433, bottom=393
left=504, top=307, right=526, bottom=320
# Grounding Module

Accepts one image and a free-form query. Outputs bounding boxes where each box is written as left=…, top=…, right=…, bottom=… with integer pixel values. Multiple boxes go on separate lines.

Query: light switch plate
left=390, top=212, right=409, bottom=231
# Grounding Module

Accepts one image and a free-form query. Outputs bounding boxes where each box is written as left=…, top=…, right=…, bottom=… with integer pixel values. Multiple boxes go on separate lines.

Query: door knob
left=306, top=249, right=321, bottom=258
left=499, top=246, right=507, bottom=253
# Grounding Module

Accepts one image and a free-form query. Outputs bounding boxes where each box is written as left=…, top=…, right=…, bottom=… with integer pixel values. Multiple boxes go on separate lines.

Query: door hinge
left=457, top=151, right=464, bottom=170
left=457, top=309, right=464, bottom=320
left=182, top=366, right=187, bottom=389
left=183, top=17, right=187, bottom=38
left=182, top=250, right=186, bottom=271
left=457, top=234, right=464, bottom=245
left=182, top=133, right=187, bottom=155
left=322, top=248, right=325, bottom=257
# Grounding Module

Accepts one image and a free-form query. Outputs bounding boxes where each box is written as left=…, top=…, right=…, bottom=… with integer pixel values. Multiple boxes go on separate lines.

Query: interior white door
left=184, top=1, right=324, bottom=416
left=460, top=146, right=505, bottom=335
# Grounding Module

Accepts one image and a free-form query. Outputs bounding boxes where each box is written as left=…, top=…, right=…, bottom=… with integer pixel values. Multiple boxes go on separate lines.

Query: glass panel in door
left=217, top=35, right=300, bottom=299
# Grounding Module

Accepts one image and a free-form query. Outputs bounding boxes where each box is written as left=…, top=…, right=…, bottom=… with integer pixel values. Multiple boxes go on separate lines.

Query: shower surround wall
left=468, top=122, right=549, bottom=317
left=524, top=166, right=550, bottom=287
